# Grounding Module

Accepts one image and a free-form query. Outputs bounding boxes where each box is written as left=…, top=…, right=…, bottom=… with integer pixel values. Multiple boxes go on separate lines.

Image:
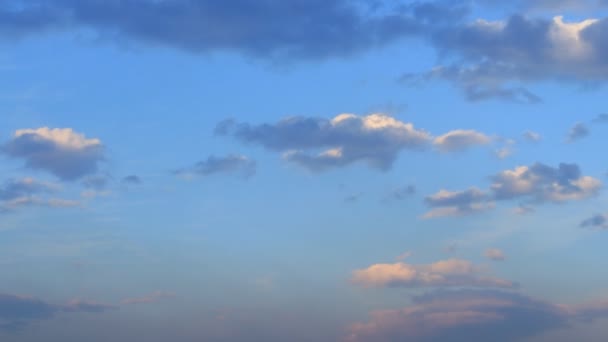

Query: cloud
left=490, top=163, right=601, bottom=203
left=345, top=289, right=576, bottom=342
left=0, top=0, right=461, bottom=62
left=0, top=293, right=114, bottom=331
left=410, top=14, right=608, bottom=102
left=523, top=130, right=542, bottom=142
left=433, top=130, right=492, bottom=152
left=478, top=0, right=608, bottom=12
left=351, top=258, right=514, bottom=289
left=121, top=175, right=142, bottom=185
left=2, top=127, right=104, bottom=181
left=580, top=213, right=608, bottom=229
left=217, top=114, right=432, bottom=172
left=424, top=162, right=600, bottom=218
left=567, top=122, right=590, bottom=142
left=593, top=113, right=608, bottom=123
left=121, top=291, right=175, bottom=305
left=423, top=188, right=494, bottom=218
left=0, top=177, right=79, bottom=212
left=383, top=185, right=416, bottom=202
left=81, top=175, right=110, bottom=190
left=344, top=193, right=363, bottom=204
left=175, top=155, right=256, bottom=179
left=485, top=248, right=506, bottom=261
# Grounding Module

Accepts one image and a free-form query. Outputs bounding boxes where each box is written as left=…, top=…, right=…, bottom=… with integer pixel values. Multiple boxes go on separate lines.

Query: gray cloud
left=425, top=162, right=601, bottom=218
left=216, top=114, right=432, bottom=172
left=2, top=127, right=104, bottom=181
left=567, top=122, right=590, bottom=143
left=345, top=289, right=587, bottom=342
left=0, top=0, right=464, bottom=61
left=522, top=130, right=542, bottom=143
left=81, top=174, right=110, bottom=190
left=406, top=13, right=608, bottom=102
left=175, top=154, right=256, bottom=179
left=383, top=184, right=416, bottom=202
left=0, top=293, right=114, bottom=332
left=491, top=162, right=601, bottom=203
left=0, top=178, right=79, bottom=212
left=121, top=175, right=142, bottom=185
left=580, top=213, right=608, bottom=230
left=593, top=113, right=608, bottom=123
left=424, top=188, right=494, bottom=218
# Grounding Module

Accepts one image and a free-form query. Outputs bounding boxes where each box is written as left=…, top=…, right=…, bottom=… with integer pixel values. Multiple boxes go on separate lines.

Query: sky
left=1, top=0, right=608, bottom=341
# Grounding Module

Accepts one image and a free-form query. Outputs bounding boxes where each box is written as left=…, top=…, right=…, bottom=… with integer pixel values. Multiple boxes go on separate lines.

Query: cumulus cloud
left=424, top=162, right=600, bottom=218
left=175, top=155, right=256, bottom=179
left=580, top=213, right=608, bottom=230
left=485, top=248, right=506, bottom=261
left=567, top=122, right=590, bottom=142
left=490, top=163, right=601, bottom=203
left=433, top=130, right=492, bottom=152
left=351, top=258, right=514, bottom=289
left=409, top=14, right=608, bottom=102
left=2, top=127, right=104, bottom=181
left=423, top=188, right=494, bottom=218
left=0, top=293, right=114, bottom=331
left=217, top=114, right=432, bottom=172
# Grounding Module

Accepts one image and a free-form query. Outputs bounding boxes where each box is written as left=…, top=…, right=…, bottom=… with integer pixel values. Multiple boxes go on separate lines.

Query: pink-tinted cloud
left=351, top=259, right=514, bottom=289
left=121, top=291, right=175, bottom=305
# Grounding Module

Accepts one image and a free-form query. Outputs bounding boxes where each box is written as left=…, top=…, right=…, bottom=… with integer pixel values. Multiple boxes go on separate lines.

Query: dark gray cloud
left=175, top=154, right=256, bottom=179
left=346, top=289, right=579, bottom=342
left=567, top=122, right=590, bottom=143
left=0, top=0, right=464, bottom=61
left=2, top=127, right=104, bottom=181
left=216, top=114, right=431, bottom=172
left=0, top=293, right=114, bottom=332
left=580, top=213, right=608, bottom=229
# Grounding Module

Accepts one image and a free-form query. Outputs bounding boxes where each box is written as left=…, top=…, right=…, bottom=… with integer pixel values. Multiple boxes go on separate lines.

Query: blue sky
left=1, top=1, right=608, bottom=341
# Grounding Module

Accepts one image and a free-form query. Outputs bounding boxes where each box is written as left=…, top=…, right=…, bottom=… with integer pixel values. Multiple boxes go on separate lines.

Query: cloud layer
left=345, top=289, right=607, bottom=342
